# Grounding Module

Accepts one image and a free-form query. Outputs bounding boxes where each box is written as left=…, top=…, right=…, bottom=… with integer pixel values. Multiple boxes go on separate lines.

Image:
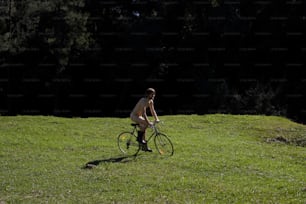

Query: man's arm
left=143, top=106, right=151, bottom=124
left=149, top=100, right=159, bottom=122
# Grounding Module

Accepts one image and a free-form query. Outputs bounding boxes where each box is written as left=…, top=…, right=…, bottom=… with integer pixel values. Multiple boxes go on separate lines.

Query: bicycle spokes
left=154, top=133, right=174, bottom=156
left=118, top=132, right=139, bottom=155
left=126, top=139, right=130, bottom=149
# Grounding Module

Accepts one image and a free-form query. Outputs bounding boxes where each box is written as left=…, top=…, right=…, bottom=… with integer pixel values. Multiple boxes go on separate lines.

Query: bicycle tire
left=118, top=132, right=139, bottom=155
left=154, top=133, right=174, bottom=156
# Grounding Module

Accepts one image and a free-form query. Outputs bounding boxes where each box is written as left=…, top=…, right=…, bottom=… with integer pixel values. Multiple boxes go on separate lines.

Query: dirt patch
left=266, top=136, right=306, bottom=147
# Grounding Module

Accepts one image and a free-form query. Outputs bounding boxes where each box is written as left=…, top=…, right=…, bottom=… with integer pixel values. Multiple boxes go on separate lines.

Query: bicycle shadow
left=83, top=155, right=137, bottom=169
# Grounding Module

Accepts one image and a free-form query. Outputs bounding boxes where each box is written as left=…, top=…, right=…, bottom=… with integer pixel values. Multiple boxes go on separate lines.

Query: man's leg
left=130, top=116, right=152, bottom=152
left=137, top=130, right=145, bottom=143
left=131, top=115, right=147, bottom=144
left=135, top=120, right=152, bottom=152
left=138, top=126, right=152, bottom=152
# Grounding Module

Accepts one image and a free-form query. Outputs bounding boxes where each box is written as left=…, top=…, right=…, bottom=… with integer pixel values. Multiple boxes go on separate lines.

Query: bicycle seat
left=131, top=123, right=139, bottom=126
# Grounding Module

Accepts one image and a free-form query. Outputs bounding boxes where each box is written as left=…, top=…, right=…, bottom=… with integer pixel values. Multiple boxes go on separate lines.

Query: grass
left=0, top=114, right=305, bottom=203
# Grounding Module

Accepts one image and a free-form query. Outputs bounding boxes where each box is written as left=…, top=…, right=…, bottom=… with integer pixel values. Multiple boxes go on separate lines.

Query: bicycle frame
left=132, top=123, right=160, bottom=143
left=144, top=124, right=160, bottom=142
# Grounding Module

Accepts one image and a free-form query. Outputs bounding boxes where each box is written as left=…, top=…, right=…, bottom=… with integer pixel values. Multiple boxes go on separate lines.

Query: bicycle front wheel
left=154, top=133, right=174, bottom=156
left=118, top=132, right=139, bottom=155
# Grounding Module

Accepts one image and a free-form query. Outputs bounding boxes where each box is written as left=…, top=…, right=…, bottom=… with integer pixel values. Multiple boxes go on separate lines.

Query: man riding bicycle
left=130, top=88, right=160, bottom=152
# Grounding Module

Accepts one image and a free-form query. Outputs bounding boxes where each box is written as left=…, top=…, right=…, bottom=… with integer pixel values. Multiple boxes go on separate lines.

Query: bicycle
left=117, top=122, right=174, bottom=157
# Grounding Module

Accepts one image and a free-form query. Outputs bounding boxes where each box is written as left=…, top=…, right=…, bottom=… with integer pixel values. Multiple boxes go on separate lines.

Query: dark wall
left=0, top=0, right=305, bottom=123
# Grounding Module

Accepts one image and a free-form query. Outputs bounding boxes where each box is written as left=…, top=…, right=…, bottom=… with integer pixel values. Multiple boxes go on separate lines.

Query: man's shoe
left=141, top=144, right=153, bottom=152
left=145, top=147, right=153, bottom=152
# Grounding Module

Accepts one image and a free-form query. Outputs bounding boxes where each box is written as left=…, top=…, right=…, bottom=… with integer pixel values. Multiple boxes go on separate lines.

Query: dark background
left=0, top=0, right=305, bottom=123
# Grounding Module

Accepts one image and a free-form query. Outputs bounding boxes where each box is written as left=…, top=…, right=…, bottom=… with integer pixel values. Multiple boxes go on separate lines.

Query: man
left=130, top=88, right=160, bottom=151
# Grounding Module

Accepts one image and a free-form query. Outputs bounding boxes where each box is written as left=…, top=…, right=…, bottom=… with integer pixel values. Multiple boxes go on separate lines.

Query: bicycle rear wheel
left=154, top=133, right=174, bottom=156
left=118, top=132, right=139, bottom=155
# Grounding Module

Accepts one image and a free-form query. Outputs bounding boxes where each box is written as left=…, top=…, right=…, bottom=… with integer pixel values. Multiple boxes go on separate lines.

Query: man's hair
left=145, top=88, right=156, bottom=96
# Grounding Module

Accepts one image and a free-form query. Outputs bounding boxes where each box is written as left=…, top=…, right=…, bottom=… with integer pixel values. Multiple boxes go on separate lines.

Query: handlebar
left=149, top=120, right=164, bottom=130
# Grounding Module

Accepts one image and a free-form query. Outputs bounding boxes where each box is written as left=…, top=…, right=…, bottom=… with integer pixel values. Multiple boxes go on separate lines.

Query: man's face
left=148, top=92, right=155, bottom=100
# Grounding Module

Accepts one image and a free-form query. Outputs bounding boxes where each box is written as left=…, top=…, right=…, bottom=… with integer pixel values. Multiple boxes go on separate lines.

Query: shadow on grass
left=83, top=155, right=137, bottom=169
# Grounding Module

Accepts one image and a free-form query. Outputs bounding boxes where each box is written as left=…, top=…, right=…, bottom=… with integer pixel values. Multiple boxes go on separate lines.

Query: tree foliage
left=0, top=0, right=303, bottom=122
left=1, top=0, right=225, bottom=68
left=1, top=0, right=92, bottom=71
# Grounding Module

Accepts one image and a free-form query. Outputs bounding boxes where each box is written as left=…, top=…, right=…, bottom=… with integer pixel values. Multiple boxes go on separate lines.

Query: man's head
left=145, top=88, right=156, bottom=99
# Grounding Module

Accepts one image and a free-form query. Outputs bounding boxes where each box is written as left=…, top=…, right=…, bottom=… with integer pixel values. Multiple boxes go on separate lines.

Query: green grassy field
left=0, top=114, right=305, bottom=203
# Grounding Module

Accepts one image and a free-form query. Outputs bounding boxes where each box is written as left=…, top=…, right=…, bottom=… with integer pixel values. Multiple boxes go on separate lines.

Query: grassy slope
left=0, top=114, right=305, bottom=203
